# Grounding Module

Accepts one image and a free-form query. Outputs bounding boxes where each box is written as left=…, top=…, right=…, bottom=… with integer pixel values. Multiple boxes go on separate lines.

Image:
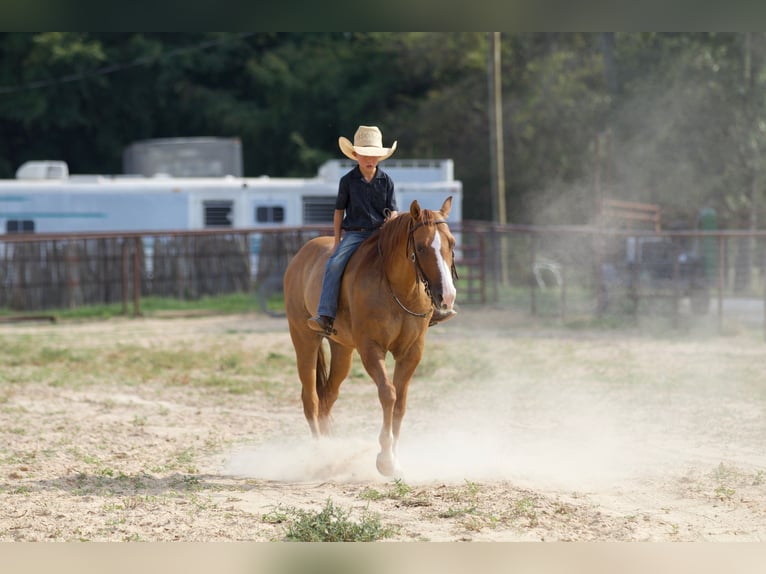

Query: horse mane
left=376, top=208, right=439, bottom=266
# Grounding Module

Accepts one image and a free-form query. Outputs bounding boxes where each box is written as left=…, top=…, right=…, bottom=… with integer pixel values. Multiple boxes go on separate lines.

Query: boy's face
left=354, top=153, right=380, bottom=172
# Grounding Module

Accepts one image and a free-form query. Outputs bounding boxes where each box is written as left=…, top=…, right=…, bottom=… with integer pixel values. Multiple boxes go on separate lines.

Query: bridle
left=378, top=219, right=458, bottom=318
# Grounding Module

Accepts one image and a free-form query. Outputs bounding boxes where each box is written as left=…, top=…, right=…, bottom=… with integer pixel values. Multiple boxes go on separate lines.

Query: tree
left=3, top=32, right=766, bottom=235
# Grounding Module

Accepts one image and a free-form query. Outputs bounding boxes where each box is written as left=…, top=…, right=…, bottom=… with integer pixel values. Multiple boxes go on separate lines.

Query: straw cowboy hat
left=338, top=125, right=397, bottom=161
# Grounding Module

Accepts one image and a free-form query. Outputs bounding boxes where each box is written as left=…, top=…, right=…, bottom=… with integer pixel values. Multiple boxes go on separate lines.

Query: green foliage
left=0, top=292, right=261, bottom=321
left=388, top=478, right=413, bottom=498
left=1, top=33, right=766, bottom=226
left=0, top=310, right=296, bottom=398
left=273, top=499, right=397, bottom=542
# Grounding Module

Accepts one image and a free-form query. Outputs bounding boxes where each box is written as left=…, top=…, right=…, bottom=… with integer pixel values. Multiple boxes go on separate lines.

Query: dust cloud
left=224, top=436, right=384, bottom=483
left=222, top=372, right=710, bottom=491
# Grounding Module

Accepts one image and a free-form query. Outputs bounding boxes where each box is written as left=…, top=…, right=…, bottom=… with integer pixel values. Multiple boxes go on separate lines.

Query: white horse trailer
left=1, top=159, right=462, bottom=234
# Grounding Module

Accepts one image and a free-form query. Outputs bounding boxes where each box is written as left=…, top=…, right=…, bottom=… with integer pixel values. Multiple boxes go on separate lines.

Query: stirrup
left=308, top=315, right=336, bottom=336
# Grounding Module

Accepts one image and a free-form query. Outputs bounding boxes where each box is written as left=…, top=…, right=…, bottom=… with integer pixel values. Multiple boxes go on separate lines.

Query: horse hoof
left=376, top=453, right=401, bottom=477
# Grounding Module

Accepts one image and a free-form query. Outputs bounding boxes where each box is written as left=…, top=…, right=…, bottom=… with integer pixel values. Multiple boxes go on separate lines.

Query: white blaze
left=431, top=231, right=456, bottom=308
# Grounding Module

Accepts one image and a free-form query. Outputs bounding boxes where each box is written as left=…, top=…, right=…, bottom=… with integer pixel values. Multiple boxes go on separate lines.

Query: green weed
left=359, top=487, right=385, bottom=501
left=388, top=478, right=412, bottom=498
left=512, top=496, right=539, bottom=526
left=278, top=499, right=397, bottom=542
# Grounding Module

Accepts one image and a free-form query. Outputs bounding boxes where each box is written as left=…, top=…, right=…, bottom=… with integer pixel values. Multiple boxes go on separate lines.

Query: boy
left=308, top=125, right=398, bottom=334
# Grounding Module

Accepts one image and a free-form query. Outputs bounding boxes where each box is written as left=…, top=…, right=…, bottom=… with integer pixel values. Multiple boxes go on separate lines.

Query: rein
left=377, top=219, right=458, bottom=319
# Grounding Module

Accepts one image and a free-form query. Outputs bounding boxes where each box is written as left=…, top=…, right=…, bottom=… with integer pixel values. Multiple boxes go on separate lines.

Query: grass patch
left=267, top=498, right=397, bottom=542
left=0, top=329, right=295, bottom=398
left=437, top=480, right=481, bottom=520
left=511, top=496, right=539, bottom=526
left=359, top=479, right=432, bottom=510
left=0, top=292, right=263, bottom=322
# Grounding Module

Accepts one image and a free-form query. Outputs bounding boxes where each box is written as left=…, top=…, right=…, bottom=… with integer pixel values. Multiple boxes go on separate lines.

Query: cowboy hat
left=338, top=125, right=397, bottom=161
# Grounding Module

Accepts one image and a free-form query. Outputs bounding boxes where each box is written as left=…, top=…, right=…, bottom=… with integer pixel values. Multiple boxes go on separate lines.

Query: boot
left=429, top=308, right=457, bottom=327
left=308, top=315, right=335, bottom=334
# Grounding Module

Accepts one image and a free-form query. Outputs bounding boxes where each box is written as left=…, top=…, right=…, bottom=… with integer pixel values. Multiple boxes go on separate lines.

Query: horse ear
left=410, top=200, right=422, bottom=220
left=440, top=196, right=453, bottom=218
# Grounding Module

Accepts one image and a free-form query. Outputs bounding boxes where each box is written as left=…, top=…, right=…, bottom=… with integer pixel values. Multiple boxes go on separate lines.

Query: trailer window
left=302, top=196, right=336, bottom=224
left=255, top=205, right=285, bottom=224
left=204, top=201, right=233, bottom=227
left=6, top=220, right=35, bottom=234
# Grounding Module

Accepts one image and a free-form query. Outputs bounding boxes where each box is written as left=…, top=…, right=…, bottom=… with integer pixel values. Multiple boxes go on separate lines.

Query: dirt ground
left=1, top=307, right=765, bottom=542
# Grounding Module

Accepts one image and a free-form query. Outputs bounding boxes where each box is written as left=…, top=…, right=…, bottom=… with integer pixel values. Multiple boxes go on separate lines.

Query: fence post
left=718, top=235, right=725, bottom=335
left=478, top=232, right=487, bottom=305
left=629, top=253, right=639, bottom=321
left=763, top=244, right=766, bottom=342
left=121, top=240, right=129, bottom=315
left=593, top=230, right=607, bottom=317
left=559, top=262, right=567, bottom=323
left=490, top=226, right=500, bottom=303
left=672, top=241, right=680, bottom=329
left=133, top=236, right=141, bottom=317
left=529, top=234, right=537, bottom=316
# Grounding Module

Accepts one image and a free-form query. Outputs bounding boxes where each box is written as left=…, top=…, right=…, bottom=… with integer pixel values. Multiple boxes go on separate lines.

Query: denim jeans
left=316, top=230, right=374, bottom=318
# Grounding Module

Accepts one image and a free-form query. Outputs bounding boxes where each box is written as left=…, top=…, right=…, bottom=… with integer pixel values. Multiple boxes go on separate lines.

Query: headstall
left=378, top=219, right=458, bottom=318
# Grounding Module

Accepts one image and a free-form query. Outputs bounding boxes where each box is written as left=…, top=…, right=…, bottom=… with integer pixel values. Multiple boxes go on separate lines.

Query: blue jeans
left=317, top=230, right=373, bottom=318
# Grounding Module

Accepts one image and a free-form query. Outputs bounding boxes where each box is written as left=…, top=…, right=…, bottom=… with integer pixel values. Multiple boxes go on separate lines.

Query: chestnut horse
left=283, top=197, right=457, bottom=476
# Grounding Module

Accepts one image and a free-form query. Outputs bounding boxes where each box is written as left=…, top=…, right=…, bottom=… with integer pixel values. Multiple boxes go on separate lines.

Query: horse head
left=408, top=196, right=457, bottom=315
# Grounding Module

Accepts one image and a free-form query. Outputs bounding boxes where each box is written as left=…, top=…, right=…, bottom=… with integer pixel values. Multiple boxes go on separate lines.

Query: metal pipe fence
left=1, top=223, right=766, bottom=338
left=465, top=222, right=766, bottom=339
left=0, top=227, right=326, bottom=316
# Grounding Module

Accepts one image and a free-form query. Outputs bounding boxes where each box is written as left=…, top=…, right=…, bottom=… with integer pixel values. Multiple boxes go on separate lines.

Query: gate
left=454, top=227, right=485, bottom=305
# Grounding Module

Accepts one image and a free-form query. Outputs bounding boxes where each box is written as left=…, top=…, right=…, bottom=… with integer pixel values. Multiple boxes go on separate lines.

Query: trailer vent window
left=303, top=196, right=336, bottom=224
left=204, top=201, right=233, bottom=227
left=255, top=205, right=285, bottom=224
left=6, top=220, right=35, bottom=234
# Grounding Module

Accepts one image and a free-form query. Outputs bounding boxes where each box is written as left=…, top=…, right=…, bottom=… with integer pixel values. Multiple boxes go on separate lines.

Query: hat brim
left=339, top=137, right=397, bottom=161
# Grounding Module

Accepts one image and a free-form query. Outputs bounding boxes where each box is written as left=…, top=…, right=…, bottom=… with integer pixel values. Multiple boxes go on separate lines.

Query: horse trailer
left=1, top=159, right=462, bottom=235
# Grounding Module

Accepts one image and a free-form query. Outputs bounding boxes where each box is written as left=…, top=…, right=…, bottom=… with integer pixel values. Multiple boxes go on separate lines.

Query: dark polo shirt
left=336, top=165, right=398, bottom=231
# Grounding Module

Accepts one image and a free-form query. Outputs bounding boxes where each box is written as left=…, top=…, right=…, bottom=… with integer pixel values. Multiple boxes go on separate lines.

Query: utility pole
left=488, top=32, right=507, bottom=226
left=735, top=31, right=757, bottom=293
left=488, top=32, right=509, bottom=288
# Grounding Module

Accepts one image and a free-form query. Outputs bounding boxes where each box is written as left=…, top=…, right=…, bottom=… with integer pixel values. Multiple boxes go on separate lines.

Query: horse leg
left=390, top=344, right=425, bottom=458
left=288, top=328, right=323, bottom=438
left=317, top=342, right=354, bottom=435
left=358, top=344, right=401, bottom=477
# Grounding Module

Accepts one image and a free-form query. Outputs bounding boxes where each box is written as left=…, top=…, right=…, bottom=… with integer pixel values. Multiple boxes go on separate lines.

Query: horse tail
left=315, top=343, right=329, bottom=409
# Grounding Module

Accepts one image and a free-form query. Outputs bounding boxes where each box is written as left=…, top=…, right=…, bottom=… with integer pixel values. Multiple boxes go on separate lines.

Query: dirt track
left=0, top=309, right=765, bottom=541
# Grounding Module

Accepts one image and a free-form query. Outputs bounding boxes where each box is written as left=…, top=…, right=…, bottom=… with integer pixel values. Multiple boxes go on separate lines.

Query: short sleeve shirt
left=336, top=165, right=398, bottom=230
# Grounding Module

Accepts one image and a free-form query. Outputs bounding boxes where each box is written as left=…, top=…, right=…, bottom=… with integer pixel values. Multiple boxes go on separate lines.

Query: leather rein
left=378, top=219, right=458, bottom=318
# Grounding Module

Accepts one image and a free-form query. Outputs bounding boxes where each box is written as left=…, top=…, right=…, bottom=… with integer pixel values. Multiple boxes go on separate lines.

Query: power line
left=0, top=33, right=258, bottom=95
